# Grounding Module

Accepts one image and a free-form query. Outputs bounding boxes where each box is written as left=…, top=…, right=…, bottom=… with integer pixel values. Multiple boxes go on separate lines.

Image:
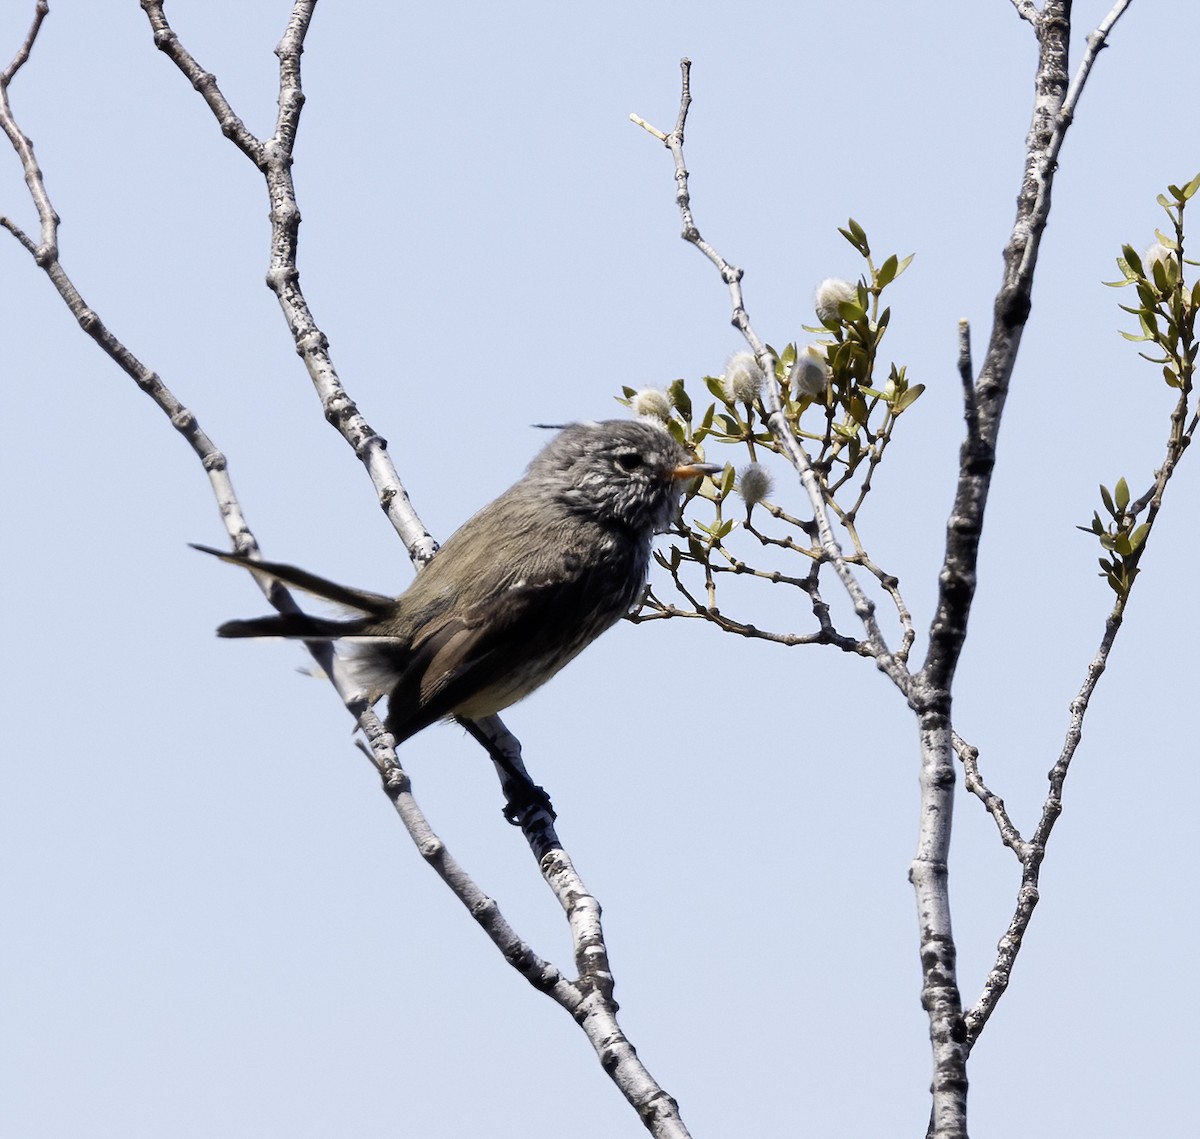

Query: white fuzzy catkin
left=814, top=277, right=857, bottom=324
left=722, top=352, right=765, bottom=403
left=737, top=462, right=773, bottom=507
left=1142, top=241, right=1173, bottom=272
left=792, top=344, right=830, bottom=397
left=631, top=387, right=673, bottom=421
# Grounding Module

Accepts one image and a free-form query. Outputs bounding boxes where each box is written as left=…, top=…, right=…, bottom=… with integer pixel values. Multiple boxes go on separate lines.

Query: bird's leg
left=456, top=716, right=558, bottom=833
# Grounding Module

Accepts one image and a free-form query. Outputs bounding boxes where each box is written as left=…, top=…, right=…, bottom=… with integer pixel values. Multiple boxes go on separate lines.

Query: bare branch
left=1008, top=0, right=1040, bottom=24
left=104, top=9, right=688, bottom=1132
left=1, top=0, right=46, bottom=85
left=1059, top=1, right=1133, bottom=140
left=140, top=0, right=434, bottom=563
left=954, top=734, right=1028, bottom=858
left=962, top=603, right=1121, bottom=1042
left=957, top=319, right=979, bottom=447
left=922, top=0, right=1129, bottom=696
left=907, top=3, right=1131, bottom=1124
left=140, top=1, right=263, bottom=163
left=0, top=1, right=56, bottom=260
left=968, top=163, right=1196, bottom=1047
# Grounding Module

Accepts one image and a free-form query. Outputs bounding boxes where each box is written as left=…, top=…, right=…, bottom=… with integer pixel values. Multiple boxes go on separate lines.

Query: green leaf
left=621, top=385, right=638, bottom=398
left=894, top=383, right=925, bottom=412
left=838, top=218, right=870, bottom=256
left=1180, top=170, right=1200, bottom=200
left=1100, top=484, right=1115, bottom=515
left=1115, top=477, right=1130, bottom=512
left=845, top=435, right=862, bottom=469
left=719, top=464, right=736, bottom=499
left=877, top=254, right=899, bottom=288
left=1122, top=244, right=1145, bottom=275
left=1134, top=281, right=1159, bottom=310
left=1112, top=255, right=1138, bottom=281
left=1129, top=523, right=1151, bottom=551
left=705, top=374, right=732, bottom=405
left=668, top=377, right=692, bottom=419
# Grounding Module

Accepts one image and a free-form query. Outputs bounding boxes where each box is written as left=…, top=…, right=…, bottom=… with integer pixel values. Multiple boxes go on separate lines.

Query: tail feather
left=216, top=613, right=373, bottom=640
left=191, top=544, right=396, bottom=617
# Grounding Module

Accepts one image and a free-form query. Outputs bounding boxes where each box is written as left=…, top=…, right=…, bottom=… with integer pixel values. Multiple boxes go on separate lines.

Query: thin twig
left=953, top=733, right=1027, bottom=858
left=968, top=174, right=1194, bottom=1042
left=632, top=59, right=909, bottom=695
left=965, top=597, right=1125, bottom=1043
left=1, top=0, right=47, bottom=85
left=957, top=319, right=979, bottom=447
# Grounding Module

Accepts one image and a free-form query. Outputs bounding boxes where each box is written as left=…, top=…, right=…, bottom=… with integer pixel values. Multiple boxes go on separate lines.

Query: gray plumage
left=197, top=419, right=717, bottom=744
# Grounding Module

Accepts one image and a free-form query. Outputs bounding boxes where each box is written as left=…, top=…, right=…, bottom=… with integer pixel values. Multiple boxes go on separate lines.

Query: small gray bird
left=197, top=419, right=717, bottom=745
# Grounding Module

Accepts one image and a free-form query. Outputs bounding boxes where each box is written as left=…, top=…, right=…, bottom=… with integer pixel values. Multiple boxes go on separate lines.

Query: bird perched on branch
left=196, top=419, right=718, bottom=745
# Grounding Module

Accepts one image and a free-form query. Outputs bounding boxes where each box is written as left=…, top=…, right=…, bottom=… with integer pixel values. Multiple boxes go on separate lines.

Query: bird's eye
left=616, top=452, right=644, bottom=471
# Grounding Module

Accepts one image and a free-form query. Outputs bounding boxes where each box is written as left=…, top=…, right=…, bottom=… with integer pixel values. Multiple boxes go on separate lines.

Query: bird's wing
left=382, top=525, right=641, bottom=743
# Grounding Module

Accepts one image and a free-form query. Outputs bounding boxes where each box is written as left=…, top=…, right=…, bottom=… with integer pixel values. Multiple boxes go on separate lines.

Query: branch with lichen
left=3, top=7, right=692, bottom=1135
left=905, top=6, right=1133, bottom=1129
left=964, top=172, right=1198, bottom=1046
left=633, top=3, right=1137, bottom=1131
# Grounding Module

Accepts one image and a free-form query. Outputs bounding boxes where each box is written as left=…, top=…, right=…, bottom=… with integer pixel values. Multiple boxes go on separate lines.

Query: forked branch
left=3, top=6, right=689, bottom=1134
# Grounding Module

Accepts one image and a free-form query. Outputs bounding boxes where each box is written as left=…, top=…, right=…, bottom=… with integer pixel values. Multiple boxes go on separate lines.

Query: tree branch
left=968, top=163, right=1194, bottom=1042
left=4, top=7, right=689, bottom=1133
left=906, top=3, right=1131, bottom=1130
left=631, top=60, right=910, bottom=697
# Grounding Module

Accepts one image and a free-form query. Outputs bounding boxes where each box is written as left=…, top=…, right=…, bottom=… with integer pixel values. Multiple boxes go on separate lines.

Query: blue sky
left=2, top=2, right=1197, bottom=1136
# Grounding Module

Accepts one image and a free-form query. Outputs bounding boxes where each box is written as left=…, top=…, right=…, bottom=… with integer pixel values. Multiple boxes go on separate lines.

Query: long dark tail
left=190, top=544, right=396, bottom=617
left=214, top=612, right=376, bottom=640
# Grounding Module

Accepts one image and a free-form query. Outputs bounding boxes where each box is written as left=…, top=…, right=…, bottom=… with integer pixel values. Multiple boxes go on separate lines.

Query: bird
left=196, top=419, right=718, bottom=746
